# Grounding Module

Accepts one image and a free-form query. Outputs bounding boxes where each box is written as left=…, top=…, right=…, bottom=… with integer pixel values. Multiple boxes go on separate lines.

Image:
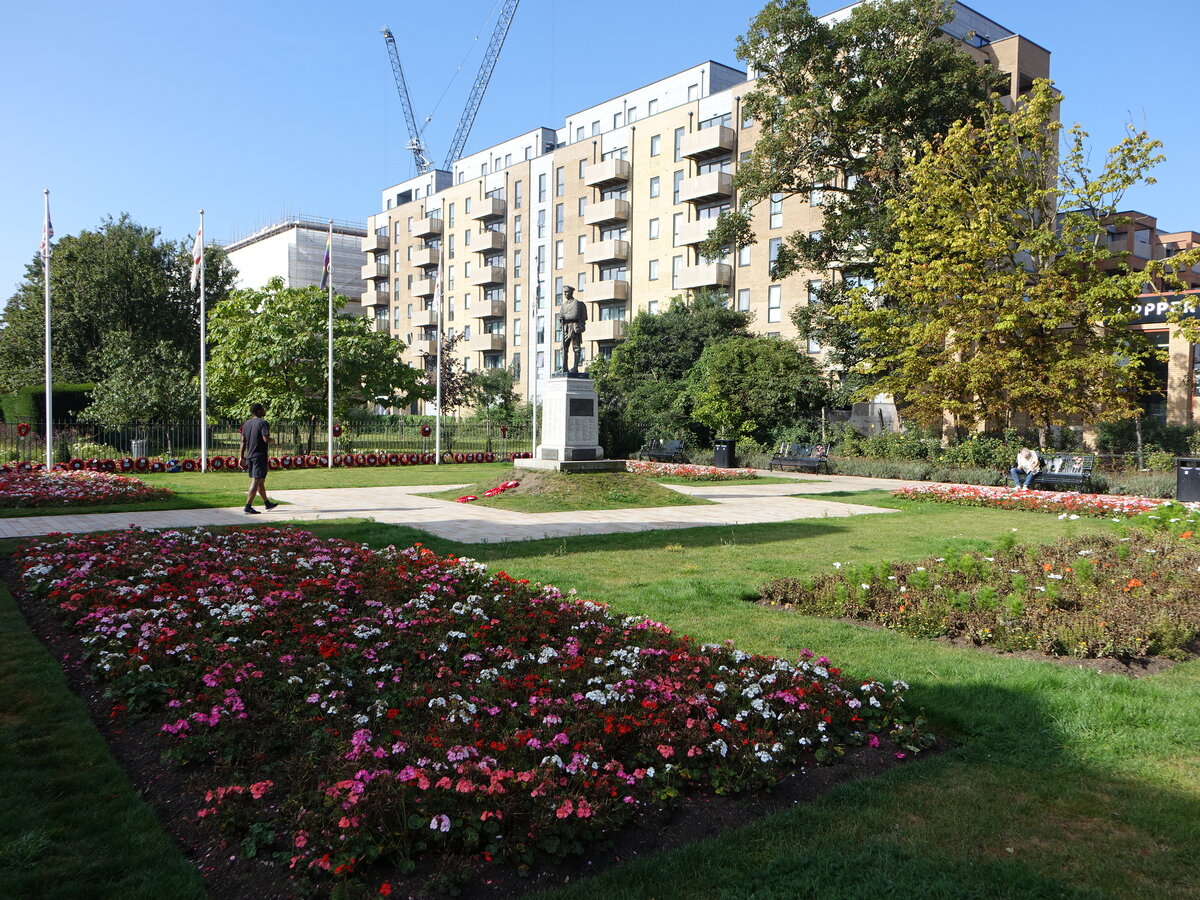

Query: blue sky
left=2, top=0, right=1196, bottom=300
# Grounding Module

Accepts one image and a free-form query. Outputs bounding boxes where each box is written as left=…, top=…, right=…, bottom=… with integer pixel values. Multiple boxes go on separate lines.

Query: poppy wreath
left=342, top=454, right=355, bottom=467
left=135, top=457, right=150, bottom=471
left=268, top=457, right=280, bottom=470
left=306, top=455, right=319, bottom=468
left=17, top=461, right=34, bottom=472
left=69, top=458, right=84, bottom=470
left=354, top=454, right=367, bottom=466
left=280, top=456, right=292, bottom=468
left=423, top=452, right=434, bottom=464
left=208, top=457, right=224, bottom=471
left=406, top=453, right=418, bottom=465
left=420, top=424, right=432, bottom=437
left=182, top=459, right=197, bottom=472
left=454, top=452, right=465, bottom=464
left=365, top=453, right=379, bottom=467
left=101, top=459, right=117, bottom=472
left=150, top=460, right=166, bottom=473
left=318, top=455, right=329, bottom=467
left=332, top=423, right=343, bottom=437
left=332, top=454, right=343, bottom=467
left=485, top=451, right=496, bottom=463
left=16, top=423, right=30, bottom=437
left=119, top=458, right=134, bottom=472
left=387, top=453, right=400, bottom=465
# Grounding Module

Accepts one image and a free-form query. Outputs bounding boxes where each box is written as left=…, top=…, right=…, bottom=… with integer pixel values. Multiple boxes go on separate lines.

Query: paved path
left=0, top=472, right=921, bottom=544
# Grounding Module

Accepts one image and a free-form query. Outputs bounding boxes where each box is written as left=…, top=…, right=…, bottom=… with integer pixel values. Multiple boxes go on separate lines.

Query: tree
left=82, top=331, right=199, bottom=425
left=206, top=278, right=431, bottom=440
left=840, top=81, right=1200, bottom=432
left=468, top=366, right=521, bottom=422
left=683, top=336, right=828, bottom=444
left=420, top=333, right=474, bottom=415
left=704, top=0, right=1005, bottom=368
left=588, top=291, right=752, bottom=445
left=0, top=214, right=233, bottom=391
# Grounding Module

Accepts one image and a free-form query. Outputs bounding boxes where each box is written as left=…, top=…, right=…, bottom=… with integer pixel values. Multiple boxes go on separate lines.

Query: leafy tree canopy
left=683, top=336, right=828, bottom=443
left=841, top=81, right=1200, bottom=431
left=205, top=278, right=431, bottom=423
left=0, top=213, right=233, bottom=391
left=468, top=366, right=521, bottom=423
left=82, top=331, right=199, bottom=426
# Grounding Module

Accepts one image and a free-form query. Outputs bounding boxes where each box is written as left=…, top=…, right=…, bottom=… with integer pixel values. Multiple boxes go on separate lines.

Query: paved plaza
left=0, top=472, right=924, bottom=544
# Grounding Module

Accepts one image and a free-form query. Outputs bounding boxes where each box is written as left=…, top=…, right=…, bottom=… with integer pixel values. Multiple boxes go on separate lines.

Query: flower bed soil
left=8, top=527, right=932, bottom=897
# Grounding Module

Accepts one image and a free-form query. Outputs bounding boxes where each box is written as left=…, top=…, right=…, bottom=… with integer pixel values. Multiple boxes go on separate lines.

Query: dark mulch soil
left=9, top=562, right=931, bottom=900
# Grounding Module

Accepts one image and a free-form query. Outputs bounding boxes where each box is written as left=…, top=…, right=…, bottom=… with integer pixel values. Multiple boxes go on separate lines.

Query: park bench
left=1028, top=453, right=1096, bottom=492
left=639, top=439, right=686, bottom=463
left=767, top=442, right=830, bottom=474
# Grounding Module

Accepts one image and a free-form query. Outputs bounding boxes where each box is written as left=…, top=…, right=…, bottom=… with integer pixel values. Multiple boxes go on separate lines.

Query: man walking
left=239, top=403, right=277, bottom=514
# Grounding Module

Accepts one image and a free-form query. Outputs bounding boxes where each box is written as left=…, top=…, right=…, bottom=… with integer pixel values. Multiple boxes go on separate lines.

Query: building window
left=649, top=176, right=660, bottom=199
left=809, top=185, right=824, bottom=207
left=464, top=197, right=471, bottom=215
left=513, top=215, right=522, bottom=243
left=648, top=99, right=658, bottom=116
left=807, top=279, right=823, bottom=305
left=650, top=134, right=661, bottom=156
left=536, top=316, right=545, bottom=344
left=463, top=324, right=471, bottom=340
left=555, top=203, right=564, bottom=234
left=575, top=125, right=584, bottom=141
left=737, top=288, right=750, bottom=311
left=672, top=213, right=683, bottom=247
left=464, top=229, right=471, bottom=247
left=578, top=196, right=587, bottom=217
left=554, top=276, right=564, bottom=304
left=447, top=205, right=455, bottom=227
left=555, top=166, right=565, bottom=197
left=536, top=209, right=546, bottom=238
left=554, top=241, right=564, bottom=270
left=578, top=234, right=586, bottom=254
left=768, top=285, right=781, bottom=323
left=591, top=120, right=600, bottom=136
left=671, top=255, right=682, bottom=289
left=513, top=283, right=522, bottom=311
left=613, top=111, right=623, bottom=129
left=514, top=318, right=522, bottom=345
left=769, top=193, right=783, bottom=228
left=537, top=173, right=547, bottom=202
left=627, top=107, right=637, bottom=123
left=674, top=127, right=685, bottom=162
left=578, top=159, right=587, bottom=178
left=577, top=272, right=586, bottom=291
left=513, top=249, right=522, bottom=278
left=769, top=237, right=781, bottom=272
left=649, top=218, right=660, bottom=240
left=647, top=300, right=659, bottom=315
left=673, top=170, right=684, bottom=204
left=687, top=83, right=699, bottom=102
left=514, top=181, right=523, bottom=209
left=648, top=259, right=659, bottom=281
left=737, top=245, right=750, bottom=267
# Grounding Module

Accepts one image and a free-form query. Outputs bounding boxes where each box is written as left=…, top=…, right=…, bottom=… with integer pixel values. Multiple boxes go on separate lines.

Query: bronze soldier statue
left=558, top=285, right=587, bottom=375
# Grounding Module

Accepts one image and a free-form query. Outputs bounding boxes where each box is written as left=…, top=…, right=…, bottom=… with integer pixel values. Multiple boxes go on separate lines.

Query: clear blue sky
left=2, top=0, right=1196, bottom=301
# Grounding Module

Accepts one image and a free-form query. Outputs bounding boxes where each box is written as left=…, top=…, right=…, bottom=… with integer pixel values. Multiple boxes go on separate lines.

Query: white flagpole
left=198, top=210, right=208, bottom=473
left=327, top=220, right=334, bottom=468
left=42, top=190, right=53, bottom=470
left=434, top=201, right=444, bottom=465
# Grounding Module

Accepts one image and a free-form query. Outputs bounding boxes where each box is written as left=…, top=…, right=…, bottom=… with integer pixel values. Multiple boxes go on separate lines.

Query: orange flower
left=1124, top=578, right=1143, bottom=591
left=1181, top=531, right=1193, bottom=539
left=1042, top=563, right=1053, bottom=571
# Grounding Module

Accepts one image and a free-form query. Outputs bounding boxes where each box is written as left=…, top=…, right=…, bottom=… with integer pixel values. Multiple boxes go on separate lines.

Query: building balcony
left=360, top=262, right=390, bottom=281
left=678, top=262, right=732, bottom=290
left=679, top=172, right=733, bottom=204
left=412, top=216, right=443, bottom=238
left=584, top=239, right=630, bottom=265
left=584, top=279, right=631, bottom=303
left=361, top=232, right=390, bottom=253
left=588, top=318, right=628, bottom=342
left=412, top=247, right=441, bottom=268
left=677, top=218, right=719, bottom=246
left=681, top=125, right=735, bottom=160
left=475, top=300, right=506, bottom=319
left=412, top=277, right=436, bottom=297
left=469, top=332, right=506, bottom=353
left=474, top=230, right=506, bottom=253
left=361, top=288, right=391, bottom=308
left=410, top=306, right=438, bottom=329
left=583, top=158, right=632, bottom=188
left=408, top=338, right=437, bottom=357
left=584, top=198, right=631, bottom=227
left=470, top=266, right=506, bottom=287
left=470, top=197, right=507, bottom=220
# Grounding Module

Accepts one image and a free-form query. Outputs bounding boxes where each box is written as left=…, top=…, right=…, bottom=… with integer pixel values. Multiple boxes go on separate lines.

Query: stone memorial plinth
left=515, top=375, right=624, bottom=473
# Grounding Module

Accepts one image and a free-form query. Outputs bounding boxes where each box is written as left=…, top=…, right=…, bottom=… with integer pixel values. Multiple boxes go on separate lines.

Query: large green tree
left=205, top=278, right=431, bottom=434
left=82, top=331, right=199, bottom=425
left=0, top=214, right=233, bottom=391
left=841, top=81, right=1200, bottom=432
left=683, top=336, right=828, bottom=444
left=705, top=0, right=1005, bottom=369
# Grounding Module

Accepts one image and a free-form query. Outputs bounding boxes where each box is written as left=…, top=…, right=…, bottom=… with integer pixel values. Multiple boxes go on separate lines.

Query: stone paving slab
left=0, top=473, right=917, bottom=544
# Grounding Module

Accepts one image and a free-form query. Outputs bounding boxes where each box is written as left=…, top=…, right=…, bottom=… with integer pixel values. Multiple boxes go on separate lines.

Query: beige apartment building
left=362, top=2, right=1051, bottom=409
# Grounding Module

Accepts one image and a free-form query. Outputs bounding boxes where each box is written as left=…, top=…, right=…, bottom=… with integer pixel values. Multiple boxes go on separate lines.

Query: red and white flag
left=190, top=221, right=203, bottom=290
left=40, top=194, right=54, bottom=261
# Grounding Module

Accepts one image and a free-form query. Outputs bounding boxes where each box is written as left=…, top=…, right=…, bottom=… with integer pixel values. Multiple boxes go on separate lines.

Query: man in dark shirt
left=239, top=403, right=277, bottom=514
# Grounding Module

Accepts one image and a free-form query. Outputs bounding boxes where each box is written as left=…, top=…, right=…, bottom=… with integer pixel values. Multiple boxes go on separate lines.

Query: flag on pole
left=40, top=198, right=53, bottom=261
left=320, top=233, right=332, bottom=290
left=190, top=221, right=204, bottom=290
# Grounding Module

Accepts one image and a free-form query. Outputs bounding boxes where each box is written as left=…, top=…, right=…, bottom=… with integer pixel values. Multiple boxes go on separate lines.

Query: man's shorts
left=247, top=456, right=269, bottom=480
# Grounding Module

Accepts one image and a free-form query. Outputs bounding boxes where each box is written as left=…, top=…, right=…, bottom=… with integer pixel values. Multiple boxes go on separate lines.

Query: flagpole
left=198, top=210, right=208, bottom=473
left=42, top=189, right=53, bottom=470
left=434, top=201, right=444, bottom=466
left=327, top=220, right=334, bottom=468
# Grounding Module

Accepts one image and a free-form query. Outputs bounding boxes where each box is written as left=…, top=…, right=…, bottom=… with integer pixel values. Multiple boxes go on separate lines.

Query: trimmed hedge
left=0, top=384, right=95, bottom=423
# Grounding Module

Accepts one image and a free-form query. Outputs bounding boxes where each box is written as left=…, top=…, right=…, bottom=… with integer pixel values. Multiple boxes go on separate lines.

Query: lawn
left=419, top=468, right=712, bottom=512
left=2, top=494, right=1198, bottom=898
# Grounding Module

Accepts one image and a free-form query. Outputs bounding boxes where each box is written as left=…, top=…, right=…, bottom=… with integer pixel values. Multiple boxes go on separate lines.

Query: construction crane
left=380, top=0, right=520, bottom=175
left=381, top=27, right=433, bottom=174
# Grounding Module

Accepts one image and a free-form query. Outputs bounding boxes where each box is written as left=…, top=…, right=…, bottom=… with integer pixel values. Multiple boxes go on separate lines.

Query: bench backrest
left=662, top=440, right=684, bottom=452
left=1042, top=454, right=1094, bottom=474
left=777, top=442, right=828, bottom=459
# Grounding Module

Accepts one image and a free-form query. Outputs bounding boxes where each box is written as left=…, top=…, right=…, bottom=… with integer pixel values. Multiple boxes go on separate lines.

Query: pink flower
left=430, top=814, right=451, bottom=832
left=867, top=734, right=880, bottom=748
left=555, top=799, right=574, bottom=819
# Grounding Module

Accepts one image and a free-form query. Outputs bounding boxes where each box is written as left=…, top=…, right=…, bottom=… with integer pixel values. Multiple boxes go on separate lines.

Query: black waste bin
left=1178, top=458, right=1200, bottom=502
left=713, top=439, right=736, bottom=469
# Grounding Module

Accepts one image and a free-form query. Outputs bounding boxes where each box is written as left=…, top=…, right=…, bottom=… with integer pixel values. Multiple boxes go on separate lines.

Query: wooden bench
left=639, top=439, right=685, bottom=463
left=1028, top=453, right=1095, bottom=492
left=768, top=442, right=829, bottom=474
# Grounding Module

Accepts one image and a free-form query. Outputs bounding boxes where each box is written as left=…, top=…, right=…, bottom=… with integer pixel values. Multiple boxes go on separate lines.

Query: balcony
left=470, top=197, right=506, bottom=220
left=412, top=247, right=441, bottom=268
left=584, top=239, right=630, bottom=265
left=583, top=158, right=632, bottom=188
left=412, top=277, right=436, bottom=297
left=588, top=318, right=628, bottom=342
left=470, top=266, right=506, bottom=287
left=681, top=125, right=735, bottom=160
left=361, top=232, right=389, bottom=253
left=677, top=218, right=719, bottom=246
left=470, top=333, right=506, bottom=352
left=360, top=262, right=390, bottom=281
left=408, top=338, right=437, bottom=357
left=475, top=300, right=506, bottom=319
left=679, top=172, right=733, bottom=204
left=584, top=198, right=631, bottom=227
left=361, top=288, right=391, bottom=308
left=584, top=279, right=630, bottom=303
left=474, top=230, right=506, bottom=253
left=410, top=306, right=438, bottom=329
left=412, top=216, right=443, bottom=238
left=678, top=262, right=732, bottom=290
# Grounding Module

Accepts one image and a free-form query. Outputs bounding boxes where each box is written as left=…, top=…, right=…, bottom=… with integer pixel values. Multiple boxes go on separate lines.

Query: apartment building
left=363, top=3, right=1051, bottom=409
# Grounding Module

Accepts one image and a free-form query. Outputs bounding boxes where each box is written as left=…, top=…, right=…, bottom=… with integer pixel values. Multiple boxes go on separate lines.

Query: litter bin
left=713, top=438, right=736, bottom=469
left=1178, top=458, right=1200, bottom=503
left=130, top=439, right=148, bottom=459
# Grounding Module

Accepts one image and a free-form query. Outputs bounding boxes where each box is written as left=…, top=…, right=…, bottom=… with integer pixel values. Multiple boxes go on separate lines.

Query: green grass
left=3, top=498, right=1199, bottom=897
left=419, top=468, right=712, bottom=512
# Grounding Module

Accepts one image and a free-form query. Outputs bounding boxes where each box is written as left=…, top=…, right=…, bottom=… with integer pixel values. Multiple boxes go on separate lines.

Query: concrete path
left=0, top=472, right=919, bottom=544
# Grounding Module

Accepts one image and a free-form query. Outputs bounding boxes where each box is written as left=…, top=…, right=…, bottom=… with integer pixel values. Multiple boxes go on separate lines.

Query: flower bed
left=892, top=483, right=1167, bottom=518
left=760, top=531, right=1200, bottom=660
left=626, top=460, right=758, bottom=481
left=0, top=469, right=172, bottom=508
left=17, top=527, right=927, bottom=887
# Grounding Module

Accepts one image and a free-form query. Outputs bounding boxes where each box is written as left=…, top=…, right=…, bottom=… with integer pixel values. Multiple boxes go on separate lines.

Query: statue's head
left=564, top=286, right=575, bottom=300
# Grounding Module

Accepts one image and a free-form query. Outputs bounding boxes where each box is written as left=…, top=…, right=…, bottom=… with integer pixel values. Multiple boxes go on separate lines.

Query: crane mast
left=381, top=27, right=433, bottom=174
left=443, top=0, right=520, bottom=169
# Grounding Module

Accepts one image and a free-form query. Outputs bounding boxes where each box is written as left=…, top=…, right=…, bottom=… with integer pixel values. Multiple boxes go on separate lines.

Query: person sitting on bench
left=1010, top=448, right=1040, bottom=489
